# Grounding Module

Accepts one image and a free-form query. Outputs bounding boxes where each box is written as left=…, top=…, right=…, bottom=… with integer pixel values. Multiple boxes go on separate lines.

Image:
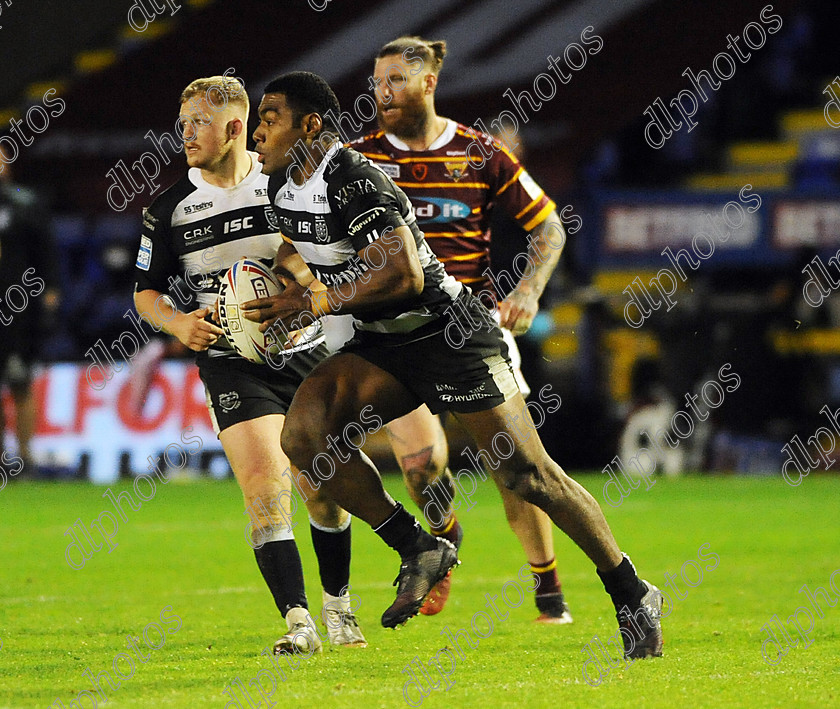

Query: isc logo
left=224, top=216, right=254, bottom=233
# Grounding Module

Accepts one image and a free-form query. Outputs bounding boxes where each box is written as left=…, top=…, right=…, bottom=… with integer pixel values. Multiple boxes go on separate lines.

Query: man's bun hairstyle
left=376, top=36, right=447, bottom=74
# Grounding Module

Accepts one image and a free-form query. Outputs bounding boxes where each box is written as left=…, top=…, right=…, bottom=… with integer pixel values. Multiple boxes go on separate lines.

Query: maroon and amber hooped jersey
left=350, top=119, right=555, bottom=297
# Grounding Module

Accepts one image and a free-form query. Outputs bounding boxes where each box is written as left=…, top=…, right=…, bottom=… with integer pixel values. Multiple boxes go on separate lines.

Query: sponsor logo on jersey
left=184, top=225, right=213, bottom=241
left=136, top=235, right=152, bottom=270
left=413, top=197, right=470, bottom=223
left=313, top=193, right=328, bottom=204
left=411, top=163, right=428, bottom=181
left=184, top=201, right=213, bottom=214
left=282, top=189, right=295, bottom=201
left=219, top=391, right=241, bottom=412
left=446, top=151, right=466, bottom=156
left=374, top=162, right=400, bottom=179
left=142, top=207, right=158, bottom=232
left=265, top=206, right=280, bottom=231
left=348, top=207, right=387, bottom=236
left=334, top=178, right=377, bottom=207
left=314, top=262, right=368, bottom=286
left=254, top=188, right=268, bottom=197
left=299, top=221, right=312, bottom=235
left=314, top=215, right=329, bottom=242
left=223, top=216, right=254, bottom=234
left=435, top=383, right=456, bottom=392
left=444, top=160, right=469, bottom=182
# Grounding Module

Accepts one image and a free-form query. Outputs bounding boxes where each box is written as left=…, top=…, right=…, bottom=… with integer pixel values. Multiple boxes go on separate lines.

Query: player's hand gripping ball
left=218, top=258, right=288, bottom=364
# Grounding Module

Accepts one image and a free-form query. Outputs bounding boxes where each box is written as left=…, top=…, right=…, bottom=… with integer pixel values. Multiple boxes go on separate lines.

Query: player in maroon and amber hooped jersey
left=349, top=37, right=571, bottom=623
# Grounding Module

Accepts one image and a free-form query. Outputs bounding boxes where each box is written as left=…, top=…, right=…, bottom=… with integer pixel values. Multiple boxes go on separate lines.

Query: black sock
left=253, top=540, right=308, bottom=616
left=310, top=518, right=352, bottom=597
left=374, top=503, right=437, bottom=558
left=597, top=554, right=647, bottom=612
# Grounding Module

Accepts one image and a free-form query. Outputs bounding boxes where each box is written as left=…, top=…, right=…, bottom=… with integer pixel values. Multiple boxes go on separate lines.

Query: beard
left=376, top=92, right=430, bottom=140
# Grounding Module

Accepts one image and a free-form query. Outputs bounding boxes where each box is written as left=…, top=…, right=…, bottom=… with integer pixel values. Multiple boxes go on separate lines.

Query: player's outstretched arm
left=134, top=288, right=224, bottom=351
left=498, top=210, right=566, bottom=336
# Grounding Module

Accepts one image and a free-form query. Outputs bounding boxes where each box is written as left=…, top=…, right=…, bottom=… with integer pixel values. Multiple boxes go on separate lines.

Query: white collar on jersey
left=188, top=151, right=263, bottom=193
left=384, top=118, right=457, bottom=152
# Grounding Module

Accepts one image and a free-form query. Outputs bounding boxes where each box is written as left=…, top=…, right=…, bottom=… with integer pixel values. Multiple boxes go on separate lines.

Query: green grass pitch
left=1, top=473, right=838, bottom=708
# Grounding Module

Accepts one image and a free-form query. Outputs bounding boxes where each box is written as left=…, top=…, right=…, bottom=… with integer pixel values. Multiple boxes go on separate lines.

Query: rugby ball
left=218, top=258, right=286, bottom=364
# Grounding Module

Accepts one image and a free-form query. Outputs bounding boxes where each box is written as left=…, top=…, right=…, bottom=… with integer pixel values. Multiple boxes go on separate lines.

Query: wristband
left=308, top=288, right=331, bottom=317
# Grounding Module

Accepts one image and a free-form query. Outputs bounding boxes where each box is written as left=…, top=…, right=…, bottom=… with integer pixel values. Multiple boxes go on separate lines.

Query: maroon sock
left=531, top=558, right=561, bottom=596
left=432, top=516, right=463, bottom=550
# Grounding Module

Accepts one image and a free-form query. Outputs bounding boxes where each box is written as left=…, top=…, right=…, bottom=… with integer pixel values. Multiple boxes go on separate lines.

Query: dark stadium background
left=2, top=0, right=838, bottom=482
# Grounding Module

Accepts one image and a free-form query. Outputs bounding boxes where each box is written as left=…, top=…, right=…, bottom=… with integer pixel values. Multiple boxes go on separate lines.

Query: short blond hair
left=180, top=74, right=248, bottom=115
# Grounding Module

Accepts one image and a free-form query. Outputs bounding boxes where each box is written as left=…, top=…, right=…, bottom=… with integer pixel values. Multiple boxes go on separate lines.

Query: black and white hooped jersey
left=267, top=144, right=463, bottom=335
left=133, top=152, right=324, bottom=358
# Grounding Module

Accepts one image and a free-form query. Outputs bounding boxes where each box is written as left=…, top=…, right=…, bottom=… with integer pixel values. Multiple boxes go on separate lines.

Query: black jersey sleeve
left=134, top=198, right=179, bottom=293
left=328, top=151, right=411, bottom=252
